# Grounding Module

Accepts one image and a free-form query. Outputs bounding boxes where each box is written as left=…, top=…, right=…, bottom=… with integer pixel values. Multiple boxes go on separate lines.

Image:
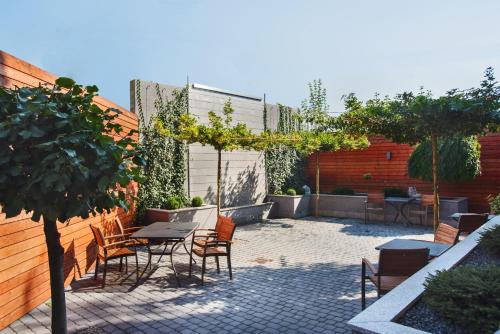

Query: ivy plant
left=135, top=80, right=188, bottom=219
left=0, top=78, right=143, bottom=333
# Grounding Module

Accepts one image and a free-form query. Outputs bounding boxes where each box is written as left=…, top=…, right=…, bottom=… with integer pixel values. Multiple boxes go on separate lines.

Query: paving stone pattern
left=3, top=218, right=433, bottom=334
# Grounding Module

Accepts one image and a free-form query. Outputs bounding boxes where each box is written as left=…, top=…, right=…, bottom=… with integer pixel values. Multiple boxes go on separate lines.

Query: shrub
left=286, top=188, right=297, bottom=196
left=362, top=173, right=372, bottom=180
left=488, top=193, right=500, bottom=214
left=191, top=196, right=203, bottom=207
left=165, top=196, right=182, bottom=210
left=382, top=187, right=408, bottom=198
left=423, top=266, right=500, bottom=333
left=480, top=225, right=500, bottom=257
left=331, top=187, right=355, bottom=195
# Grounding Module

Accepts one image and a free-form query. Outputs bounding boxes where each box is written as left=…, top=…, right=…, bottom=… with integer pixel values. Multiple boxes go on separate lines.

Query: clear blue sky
left=3, top=1, right=500, bottom=112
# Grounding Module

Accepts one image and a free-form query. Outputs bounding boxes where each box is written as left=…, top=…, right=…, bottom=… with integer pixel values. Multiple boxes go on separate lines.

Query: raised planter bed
left=267, top=194, right=311, bottom=219
left=348, top=215, right=500, bottom=334
left=310, top=194, right=367, bottom=219
left=145, top=205, right=217, bottom=228
left=221, top=202, right=274, bottom=224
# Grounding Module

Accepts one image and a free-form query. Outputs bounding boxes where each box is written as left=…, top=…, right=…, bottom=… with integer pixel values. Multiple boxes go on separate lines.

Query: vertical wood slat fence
left=0, top=50, right=139, bottom=329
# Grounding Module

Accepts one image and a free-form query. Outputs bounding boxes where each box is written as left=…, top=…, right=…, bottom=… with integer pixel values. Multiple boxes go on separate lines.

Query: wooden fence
left=0, top=50, right=138, bottom=329
left=307, top=134, right=500, bottom=212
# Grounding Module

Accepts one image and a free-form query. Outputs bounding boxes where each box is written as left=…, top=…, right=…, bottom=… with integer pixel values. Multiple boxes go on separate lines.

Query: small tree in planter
left=342, top=68, right=500, bottom=230
left=174, top=99, right=258, bottom=215
left=0, top=78, right=143, bottom=333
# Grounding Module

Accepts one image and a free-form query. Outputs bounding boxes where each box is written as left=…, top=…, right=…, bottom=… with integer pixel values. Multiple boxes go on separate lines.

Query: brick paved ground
left=3, top=217, right=433, bottom=334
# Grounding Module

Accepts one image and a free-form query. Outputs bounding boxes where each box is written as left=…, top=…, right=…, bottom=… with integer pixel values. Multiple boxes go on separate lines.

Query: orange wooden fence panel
left=307, top=135, right=500, bottom=212
left=0, top=50, right=139, bottom=329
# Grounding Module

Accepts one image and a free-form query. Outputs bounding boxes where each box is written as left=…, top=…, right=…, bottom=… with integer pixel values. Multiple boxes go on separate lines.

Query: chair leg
left=135, top=252, right=139, bottom=281
left=119, top=258, right=123, bottom=272
left=94, top=258, right=99, bottom=280
left=102, top=259, right=108, bottom=288
left=227, top=254, right=233, bottom=280
left=201, top=257, right=206, bottom=285
left=361, top=262, right=366, bottom=310
left=215, top=256, right=220, bottom=274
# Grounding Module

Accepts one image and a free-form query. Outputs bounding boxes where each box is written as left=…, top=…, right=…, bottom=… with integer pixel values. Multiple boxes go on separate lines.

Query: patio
left=3, top=218, right=433, bottom=334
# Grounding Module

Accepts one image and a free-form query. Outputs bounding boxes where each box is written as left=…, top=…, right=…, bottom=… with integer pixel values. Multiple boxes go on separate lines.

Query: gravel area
left=399, top=245, right=500, bottom=334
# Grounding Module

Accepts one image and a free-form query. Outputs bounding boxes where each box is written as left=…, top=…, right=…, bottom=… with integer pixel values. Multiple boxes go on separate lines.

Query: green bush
left=480, top=225, right=500, bottom=257
left=331, top=187, right=355, bottom=195
left=286, top=188, right=297, bottom=196
left=488, top=193, right=500, bottom=214
left=423, top=266, right=500, bottom=333
left=191, top=196, right=203, bottom=207
left=165, top=196, right=182, bottom=210
left=382, top=188, right=408, bottom=198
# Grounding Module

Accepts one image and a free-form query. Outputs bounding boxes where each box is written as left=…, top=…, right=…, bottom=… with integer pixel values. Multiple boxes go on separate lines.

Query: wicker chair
left=408, top=194, right=434, bottom=225
left=189, top=216, right=236, bottom=285
left=365, top=193, right=386, bottom=224
left=89, top=224, right=139, bottom=288
left=361, top=248, right=429, bottom=309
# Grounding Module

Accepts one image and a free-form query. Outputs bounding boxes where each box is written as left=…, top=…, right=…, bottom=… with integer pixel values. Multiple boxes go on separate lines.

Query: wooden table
left=385, top=197, right=416, bottom=225
left=131, top=221, right=199, bottom=285
left=375, top=238, right=451, bottom=258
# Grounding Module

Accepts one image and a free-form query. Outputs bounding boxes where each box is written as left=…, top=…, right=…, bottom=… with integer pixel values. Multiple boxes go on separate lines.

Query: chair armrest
left=205, top=240, right=233, bottom=247
left=362, top=258, right=378, bottom=275
left=104, top=234, right=128, bottom=239
left=193, top=232, right=218, bottom=239
left=104, top=240, right=134, bottom=249
left=123, top=226, right=143, bottom=232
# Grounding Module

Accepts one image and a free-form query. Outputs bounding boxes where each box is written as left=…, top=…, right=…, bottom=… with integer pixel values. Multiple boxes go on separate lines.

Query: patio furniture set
left=360, top=212, right=491, bottom=309
left=89, top=216, right=236, bottom=288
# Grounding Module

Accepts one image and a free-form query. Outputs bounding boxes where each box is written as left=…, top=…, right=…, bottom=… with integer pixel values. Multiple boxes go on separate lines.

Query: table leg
left=170, top=241, right=181, bottom=286
left=135, top=242, right=153, bottom=284
left=388, top=202, right=400, bottom=224
left=400, top=202, right=411, bottom=226
left=182, top=242, right=196, bottom=264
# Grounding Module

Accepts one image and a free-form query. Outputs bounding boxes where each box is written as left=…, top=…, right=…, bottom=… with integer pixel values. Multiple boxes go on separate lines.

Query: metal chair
left=189, top=216, right=236, bottom=285
left=408, top=194, right=434, bottom=225
left=454, top=213, right=488, bottom=235
left=361, top=248, right=429, bottom=309
left=89, top=224, right=139, bottom=288
left=365, top=193, right=386, bottom=224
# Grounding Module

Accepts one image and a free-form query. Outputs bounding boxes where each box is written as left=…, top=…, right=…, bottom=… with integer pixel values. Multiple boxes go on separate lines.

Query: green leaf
left=55, top=77, right=76, bottom=89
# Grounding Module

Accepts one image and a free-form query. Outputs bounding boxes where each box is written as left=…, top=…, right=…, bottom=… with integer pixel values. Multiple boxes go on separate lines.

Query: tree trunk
left=43, top=220, right=67, bottom=334
left=315, top=151, right=320, bottom=217
left=431, top=134, right=440, bottom=231
left=217, top=149, right=221, bottom=217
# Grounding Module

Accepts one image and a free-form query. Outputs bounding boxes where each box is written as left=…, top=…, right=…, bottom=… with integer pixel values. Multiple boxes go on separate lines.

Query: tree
left=299, top=79, right=369, bottom=215
left=0, top=78, right=143, bottom=333
left=342, top=68, right=500, bottom=230
left=174, top=99, right=257, bottom=215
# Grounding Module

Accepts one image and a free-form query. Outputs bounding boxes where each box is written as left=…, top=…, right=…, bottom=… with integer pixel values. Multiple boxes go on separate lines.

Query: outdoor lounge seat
left=364, top=193, right=386, bottom=224
left=434, top=223, right=460, bottom=245
left=446, top=213, right=488, bottom=236
left=408, top=194, right=434, bottom=225
left=189, top=216, right=236, bottom=285
left=361, top=248, right=429, bottom=309
left=89, top=224, right=139, bottom=288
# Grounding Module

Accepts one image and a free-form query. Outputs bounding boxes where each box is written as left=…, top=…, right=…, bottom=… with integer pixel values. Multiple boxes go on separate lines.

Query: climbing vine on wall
left=135, top=80, right=189, bottom=219
left=265, top=103, right=306, bottom=194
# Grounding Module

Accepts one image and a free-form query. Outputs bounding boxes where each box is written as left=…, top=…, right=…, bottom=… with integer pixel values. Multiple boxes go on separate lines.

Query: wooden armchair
left=89, top=225, right=139, bottom=288
left=408, top=194, right=434, bottom=225
left=115, top=216, right=143, bottom=245
left=434, top=223, right=460, bottom=245
left=189, top=216, right=236, bottom=285
left=361, top=248, right=429, bottom=309
left=365, top=193, right=386, bottom=224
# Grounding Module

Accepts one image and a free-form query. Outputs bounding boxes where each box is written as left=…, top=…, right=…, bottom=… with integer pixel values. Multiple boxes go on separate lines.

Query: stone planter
left=221, top=202, right=274, bottom=224
left=266, top=194, right=311, bottom=219
left=145, top=205, right=216, bottom=228
left=348, top=215, right=500, bottom=333
left=310, top=194, right=367, bottom=219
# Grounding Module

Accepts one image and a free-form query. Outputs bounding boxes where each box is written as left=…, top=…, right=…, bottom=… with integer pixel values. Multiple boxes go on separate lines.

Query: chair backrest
left=457, top=214, right=488, bottom=234
left=420, top=194, right=434, bottom=206
left=89, top=225, right=105, bottom=249
left=367, top=192, right=385, bottom=205
left=378, top=248, right=429, bottom=276
left=434, top=223, right=460, bottom=244
left=115, top=216, right=125, bottom=235
left=216, top=216, right=236, bottom=241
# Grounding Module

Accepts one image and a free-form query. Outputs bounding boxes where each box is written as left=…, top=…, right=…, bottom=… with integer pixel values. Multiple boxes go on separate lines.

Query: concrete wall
left=131, top=80, right=271, bottom=207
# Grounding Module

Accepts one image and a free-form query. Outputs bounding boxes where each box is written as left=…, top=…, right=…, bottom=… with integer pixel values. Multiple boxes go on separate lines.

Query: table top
left=384, top=197, right=415, bottom=203
left=131, top=221, right=199, bottom=241
left=449, top=212, right=495, bottom=221
left=375, top=238, right=451, bottom=258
